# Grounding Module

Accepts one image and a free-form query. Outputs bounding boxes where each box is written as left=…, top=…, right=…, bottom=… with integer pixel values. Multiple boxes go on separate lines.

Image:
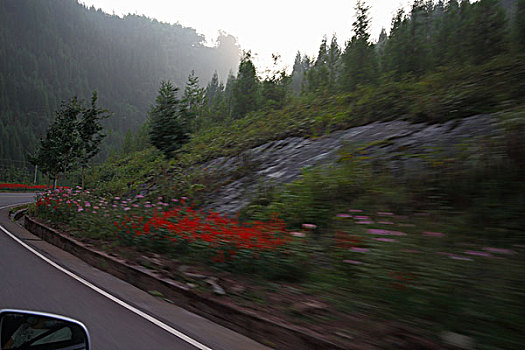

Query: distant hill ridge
left=0, top=0, right=240, bottom=165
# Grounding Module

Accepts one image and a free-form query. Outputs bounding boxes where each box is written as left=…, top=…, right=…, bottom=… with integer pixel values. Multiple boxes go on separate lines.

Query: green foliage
left=340, top=0, right=378, bottom=90
left=260, top=54, right=291, bottom=110
left=0, top=0, right=240, bottom=167
left=148, top=81, right=189, bottom=157
left=78, top=92, right=109, bottom=166
left=466, top=0, right=508, bottom=64
left=175, top=54, right=525, bottom=169
left=240, top=113, right=525, bottom=240
left=29, top=93, right=107, bottom=184
left=515, top=0, right=525, bottom=52
left=241, top=155, right=405, bottom=231
left=181, top=71, right=207, bottom=131
left=232, top=52, right=259, bottom=119
left=84, top=147, right=165, bottom=194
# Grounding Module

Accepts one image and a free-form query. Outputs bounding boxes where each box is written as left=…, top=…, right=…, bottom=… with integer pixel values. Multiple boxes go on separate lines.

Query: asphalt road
left=0, top=192, right=268, bottom=350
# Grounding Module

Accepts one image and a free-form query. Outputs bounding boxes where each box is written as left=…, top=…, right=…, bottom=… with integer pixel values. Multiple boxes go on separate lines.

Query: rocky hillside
left=198, top=114, right=498, bottom=213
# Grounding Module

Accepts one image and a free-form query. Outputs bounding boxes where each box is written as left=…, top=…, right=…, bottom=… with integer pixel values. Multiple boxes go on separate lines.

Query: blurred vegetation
left=19, top=1, right=525, bottom=347
left=0, top=0, right=240, bottom=175
left=241, top=109, right=525, bottom=239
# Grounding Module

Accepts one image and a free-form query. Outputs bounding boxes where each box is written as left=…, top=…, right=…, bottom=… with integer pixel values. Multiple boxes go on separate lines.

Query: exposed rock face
left=199, top=114, right=499, bottom=214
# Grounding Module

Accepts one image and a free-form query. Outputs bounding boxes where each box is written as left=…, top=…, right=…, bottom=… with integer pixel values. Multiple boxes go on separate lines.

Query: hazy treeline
left=0, top=0, right=240, bottom=175
left=143, top=0, right=524, bottom=152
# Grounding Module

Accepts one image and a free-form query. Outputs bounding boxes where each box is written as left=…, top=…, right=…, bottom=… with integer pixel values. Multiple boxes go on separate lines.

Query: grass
left=53, top=55, right=525, bottom=349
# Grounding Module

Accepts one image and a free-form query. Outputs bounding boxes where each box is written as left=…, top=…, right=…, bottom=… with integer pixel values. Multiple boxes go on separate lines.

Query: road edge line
left=0, top=213, right=212, bottom=350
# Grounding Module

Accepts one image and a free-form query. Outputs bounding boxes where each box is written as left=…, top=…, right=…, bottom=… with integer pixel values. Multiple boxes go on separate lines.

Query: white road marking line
left=0, top=206, right=212, bottom=350
left=0, top=202, right=33, bottom=209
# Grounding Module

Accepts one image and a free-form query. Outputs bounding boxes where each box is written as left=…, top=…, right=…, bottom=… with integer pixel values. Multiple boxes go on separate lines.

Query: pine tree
left=232, top=52, right=259, bottom=119
left=466, top=0, right=507, bottom=64
left=327, top=34, right=341, bottom=91
left=290, top=51, right=305, bottom=95
left=340, top=0, right=377, bottom=91
left=206, top=71, right=221, bottom=108
left=305, top=36, right=330, bottom=93
left=261, top=54, right=290, bottom=109
left=181, top=70, right=206, bottom=131
left=516, top=0, right=525, bottom=52
left=148, top=81, right=188, bottom=157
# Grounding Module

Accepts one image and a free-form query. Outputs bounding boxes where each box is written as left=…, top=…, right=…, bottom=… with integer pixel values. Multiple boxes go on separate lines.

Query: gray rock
left=197, top=114, right=499, bottom=214
left=206, top=277, right=226, bottom=295
left=441, top=331, right=475, bottom=349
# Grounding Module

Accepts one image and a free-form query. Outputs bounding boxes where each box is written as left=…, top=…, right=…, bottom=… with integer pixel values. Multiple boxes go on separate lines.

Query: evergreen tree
left=261, top=54, right=291, bottom=109
left=232, top=52, right=259, bottom=119
left=327, top=34, right=341, bottom=91
left=206, top=71, right=221, bottom=108
left=181, top=70, right=206, bottom=131
left=340, top=0, right=377, bottom=90
left=516, top=0, right=525, bottom=52
left=376, top=28, right=388, bottom=71
left=305, top=36, right=330, bottom=93
left=466, top=0, right=508, bottom=64
left=290, top=51, right=305, bottom=95
left=148, top=81, right=188, bottom=157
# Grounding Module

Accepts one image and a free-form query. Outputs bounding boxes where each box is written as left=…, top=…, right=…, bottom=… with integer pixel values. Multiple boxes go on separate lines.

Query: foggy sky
left=81, top=0, right=412, bottom=74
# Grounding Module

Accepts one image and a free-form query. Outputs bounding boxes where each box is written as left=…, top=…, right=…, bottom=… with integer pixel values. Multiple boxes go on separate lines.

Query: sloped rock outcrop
left=199, top=114, right=499, bottom=214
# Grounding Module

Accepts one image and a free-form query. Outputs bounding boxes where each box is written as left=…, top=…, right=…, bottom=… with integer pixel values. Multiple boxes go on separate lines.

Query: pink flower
left=464, top=250, right=492, bottom=258
left=368, top=228, right=390, bottom=235
left=84, top=202, right=91, bottom=207
left=483, top=247, right=515, bottom=255
left=389, top=231, right=407, bottom=236
left=290, top=231, right=306, bottom=237
left=349, top=247, right=370, bottom=253
left=93, top=206, right=99, bottom=210
left=378, top=221, right=394, bottom=225
left=423, top=231, right=445, bottom=237
left=349, top=209, right=363, bottom=213
left=354, top=216, right=369, bottom=220
left=114, top=197, right=120, bottom=200
left=136, top=194, right=144, bottom=198
left=373, top=238, right=397, bottom=242
left=124, top=207, right=131, bottom=211
left=77, top=207, right=83, bottom=212
left=449, top=255, right=473, bottom=261
left=401, top=249, right=420, bottom=253
left=302, top=223, right=317, bottom=230
left=337, top=213, right=352, bottom=218
left=343, top=260, right=362, bottom=265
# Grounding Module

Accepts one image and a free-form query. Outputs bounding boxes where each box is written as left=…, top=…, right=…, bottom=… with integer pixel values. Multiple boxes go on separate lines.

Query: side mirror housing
left=0, top=309, right=90, bottom=349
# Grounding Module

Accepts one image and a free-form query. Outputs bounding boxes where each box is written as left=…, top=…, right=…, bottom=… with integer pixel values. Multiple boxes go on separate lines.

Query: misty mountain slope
left=0, top=0, right=240, bottom=164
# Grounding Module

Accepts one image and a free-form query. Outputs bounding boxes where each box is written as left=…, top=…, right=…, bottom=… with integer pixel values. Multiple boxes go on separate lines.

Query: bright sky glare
left=80, top=0, right=412, bottom=73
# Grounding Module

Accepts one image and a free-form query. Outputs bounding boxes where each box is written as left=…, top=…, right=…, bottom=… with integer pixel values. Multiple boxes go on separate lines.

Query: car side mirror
left=0, top=309, right=90, bottom=350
